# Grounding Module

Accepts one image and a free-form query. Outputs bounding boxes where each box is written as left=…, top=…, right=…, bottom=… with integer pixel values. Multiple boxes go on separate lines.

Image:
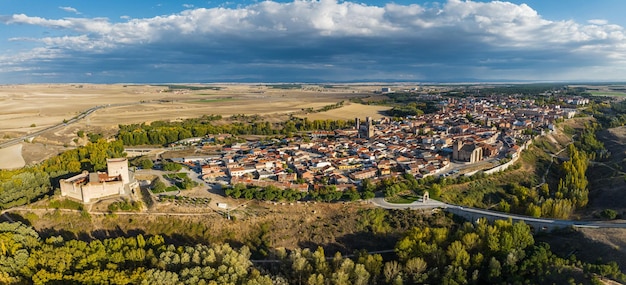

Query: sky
left=1, top=0, right=626, bottom=83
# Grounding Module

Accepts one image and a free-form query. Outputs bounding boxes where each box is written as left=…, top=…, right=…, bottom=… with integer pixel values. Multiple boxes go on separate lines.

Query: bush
left=48, top=199, right=83, bottom=211
left=600, top=209, right=618, bottom=220
left=163, top=162, right=182, bottom=172
left=151, top=179, right=167, bottom=193
left=108, top=199, right=142, bottom=212
left=140, top=159, right=154, bottom=170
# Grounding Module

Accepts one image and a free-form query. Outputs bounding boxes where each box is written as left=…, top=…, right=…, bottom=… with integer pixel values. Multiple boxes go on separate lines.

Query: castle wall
left=60, top=171, right=88, bottom=202
left=60, top=180, right=85, bottom=202
left=81, top=181, right=125, bottom=203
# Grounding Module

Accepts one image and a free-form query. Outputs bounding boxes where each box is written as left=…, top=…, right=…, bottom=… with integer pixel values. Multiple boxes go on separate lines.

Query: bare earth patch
left=0, top=144, right=25, bottom=169
left=299, top=103, right=391, bottom=121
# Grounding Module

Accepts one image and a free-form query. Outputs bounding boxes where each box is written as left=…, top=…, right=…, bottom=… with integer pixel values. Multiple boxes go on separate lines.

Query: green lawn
left=164, top=173, right=188, bottom=179
left=386, top=194, right=420, bottom=204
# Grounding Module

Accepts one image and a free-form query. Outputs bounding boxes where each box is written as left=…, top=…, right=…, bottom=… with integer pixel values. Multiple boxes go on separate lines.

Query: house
left=349, top=168, right=378, bottom=180
left=330, top=173, right=350, bottom=184
left=277, top=173, right=297, bottom=182
left=228, top=167, right=247, bottom=177
left=300, top=170, right=315, bottom=182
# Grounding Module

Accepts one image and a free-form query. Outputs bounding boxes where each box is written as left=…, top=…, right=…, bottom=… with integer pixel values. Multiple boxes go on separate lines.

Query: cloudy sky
left=1, top=0, right=626, bottom=83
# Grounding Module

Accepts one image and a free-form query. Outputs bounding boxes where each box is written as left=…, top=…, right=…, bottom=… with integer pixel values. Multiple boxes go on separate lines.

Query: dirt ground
left=0, top=144, right=25, bottom=169
left=537, top=227, right=626, bottom=273
left=299, top=102, right=391, bottom=121
left=15, top=197, right=389, bottom=254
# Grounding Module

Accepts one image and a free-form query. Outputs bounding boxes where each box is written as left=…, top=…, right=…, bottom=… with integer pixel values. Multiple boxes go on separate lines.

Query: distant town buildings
left=159, top=92, right=580, bottom=194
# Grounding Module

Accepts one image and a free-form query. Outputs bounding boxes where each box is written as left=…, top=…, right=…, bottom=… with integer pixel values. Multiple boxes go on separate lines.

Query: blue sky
left=1, top=0, right=626, bottom=83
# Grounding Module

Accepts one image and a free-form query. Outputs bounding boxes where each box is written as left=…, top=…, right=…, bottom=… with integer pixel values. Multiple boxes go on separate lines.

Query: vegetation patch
left=193, top=97, right=235, bottom=103
left=48, top=198, right=83, bottom=211
left=107, top=199, right=142, bottom=212
left=157, top=84, right=222, bottom=91
left=0, top=213, right=623, bottom=284
left=589, top=91, right=626, bottom=97
left=266, top=84, right=302, bottom=89
left=385, top=193, right=420, bottom=204
left=163, top=172, right=197, bottom=190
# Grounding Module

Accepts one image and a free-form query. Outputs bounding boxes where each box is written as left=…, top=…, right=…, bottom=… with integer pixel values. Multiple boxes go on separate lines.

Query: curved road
left=370, top=197, right=626, bottom=230
left=370, top=197, right=447, bottom=210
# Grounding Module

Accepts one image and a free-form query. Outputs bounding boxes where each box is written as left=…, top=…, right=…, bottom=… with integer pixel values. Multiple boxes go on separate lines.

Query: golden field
left=0, top=83, right=389, bottom=167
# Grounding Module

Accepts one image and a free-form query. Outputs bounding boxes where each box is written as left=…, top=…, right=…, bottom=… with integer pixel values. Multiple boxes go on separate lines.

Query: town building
left=453, top=140, right=483, bottom=163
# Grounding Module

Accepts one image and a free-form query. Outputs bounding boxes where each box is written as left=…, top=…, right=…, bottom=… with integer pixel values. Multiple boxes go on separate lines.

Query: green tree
left=140, top=159, right=154, bottom=170
left=163, top=162, right=182, bottom=172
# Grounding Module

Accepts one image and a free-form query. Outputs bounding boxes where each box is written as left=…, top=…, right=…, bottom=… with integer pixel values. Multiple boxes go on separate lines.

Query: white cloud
left=59, top=6, right=81, bottom=14
left=0, top=47, right=65, bottom=73
left=7, top=0, right=622, bottom=48
left=7, top=14, right=74, bottom=28
left=588, top=19, right=608, bottom=25
left=2, top=0, right=626, bottom=82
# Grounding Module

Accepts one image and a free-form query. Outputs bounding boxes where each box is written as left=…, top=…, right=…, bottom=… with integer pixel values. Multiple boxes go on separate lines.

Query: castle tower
left=452, top=139, right=463, bottom=161
left=107, top=158, right=130, bottom=183
left=355, top=117, right=361, bottom=138
left=366, top=117, right=374, bottom=139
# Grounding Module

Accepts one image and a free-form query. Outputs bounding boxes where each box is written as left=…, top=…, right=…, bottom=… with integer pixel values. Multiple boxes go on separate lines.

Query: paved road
left=369, top=197, right=626, bottom=230
left=370, top=197, right=447, bottom=210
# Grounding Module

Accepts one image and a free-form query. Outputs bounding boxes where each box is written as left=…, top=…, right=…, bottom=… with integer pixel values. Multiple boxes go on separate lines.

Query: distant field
left=0, top=84, right=372, bottom=134
left=589, top=91, right=626, bottom=96
left=299, top=103, right=391, bottom=121
left=0, top=84, right=381, bottom=165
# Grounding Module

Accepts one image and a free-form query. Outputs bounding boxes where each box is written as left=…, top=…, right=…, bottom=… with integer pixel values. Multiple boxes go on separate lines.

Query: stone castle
left=60, top=158, right=138, bottom=203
